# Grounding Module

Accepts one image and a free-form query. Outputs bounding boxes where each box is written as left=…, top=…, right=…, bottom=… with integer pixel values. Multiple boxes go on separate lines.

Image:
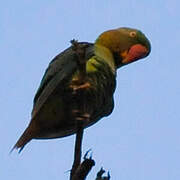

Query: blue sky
left=1, top=0, right=180, bottom=179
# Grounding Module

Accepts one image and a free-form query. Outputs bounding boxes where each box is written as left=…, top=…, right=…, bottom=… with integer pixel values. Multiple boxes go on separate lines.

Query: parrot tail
left=11, top=126, right=35, bottom=153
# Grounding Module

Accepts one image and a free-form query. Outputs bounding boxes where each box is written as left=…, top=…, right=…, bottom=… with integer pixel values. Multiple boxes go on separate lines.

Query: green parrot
left=13, top=27, right=151, bottom=152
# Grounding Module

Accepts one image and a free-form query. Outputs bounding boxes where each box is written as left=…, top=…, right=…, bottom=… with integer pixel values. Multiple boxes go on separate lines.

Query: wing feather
left=32, top=42, right=93, bottom=118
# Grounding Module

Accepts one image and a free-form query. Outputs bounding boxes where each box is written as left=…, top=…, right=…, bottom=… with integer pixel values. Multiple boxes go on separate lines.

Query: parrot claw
left=70, top=82, right=91, bottom=95
left=71, top=82, right=91, bottom=92
left=72, top=110, right=90, bottom=122
left=75, top=82, right=90, bottom=90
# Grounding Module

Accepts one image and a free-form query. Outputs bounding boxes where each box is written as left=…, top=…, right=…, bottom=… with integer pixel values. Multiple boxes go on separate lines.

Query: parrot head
left=95, top=27, right=151, bottom=68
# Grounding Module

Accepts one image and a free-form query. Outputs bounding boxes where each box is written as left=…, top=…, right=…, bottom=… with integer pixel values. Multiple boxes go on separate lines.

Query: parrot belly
left=33, top=77, right=114, bottom=139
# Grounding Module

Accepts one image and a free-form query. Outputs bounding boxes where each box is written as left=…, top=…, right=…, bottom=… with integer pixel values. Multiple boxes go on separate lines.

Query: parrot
left=13, top=27, right=151, bottom=152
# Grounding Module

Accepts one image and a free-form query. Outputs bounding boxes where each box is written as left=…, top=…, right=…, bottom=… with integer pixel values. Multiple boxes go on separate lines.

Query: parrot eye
left=129, top=31, right=136, bottom=37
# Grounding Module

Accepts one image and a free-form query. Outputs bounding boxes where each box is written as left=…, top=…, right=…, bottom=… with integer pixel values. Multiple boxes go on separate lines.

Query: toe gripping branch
left=71, top=39, right=89, bottom=84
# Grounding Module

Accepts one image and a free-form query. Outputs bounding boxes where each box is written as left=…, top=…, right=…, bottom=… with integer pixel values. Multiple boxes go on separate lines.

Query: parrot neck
left=94, top=44, right=116, bottom=74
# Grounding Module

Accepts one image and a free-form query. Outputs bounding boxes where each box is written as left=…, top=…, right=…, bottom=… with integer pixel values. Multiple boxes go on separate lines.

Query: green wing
left=32, top=42, right=94, bottom=118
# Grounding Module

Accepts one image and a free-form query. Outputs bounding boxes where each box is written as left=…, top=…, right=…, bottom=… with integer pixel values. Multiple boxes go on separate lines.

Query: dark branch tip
left=83, top=149, right=92, bottom=160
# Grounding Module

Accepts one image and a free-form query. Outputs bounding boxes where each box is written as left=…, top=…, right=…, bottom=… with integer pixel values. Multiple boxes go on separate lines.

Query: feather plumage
left=13, top=27, right=151, bottom=152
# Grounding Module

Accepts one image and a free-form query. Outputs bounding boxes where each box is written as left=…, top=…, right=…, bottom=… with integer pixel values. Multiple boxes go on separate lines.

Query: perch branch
left=70, top=40, right=89, bottom=180
left=69, top=40, right=110, bottom=180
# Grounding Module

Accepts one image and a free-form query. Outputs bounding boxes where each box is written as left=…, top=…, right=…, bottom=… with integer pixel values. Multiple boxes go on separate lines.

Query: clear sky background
left=1, top=0, right=180, bottom=179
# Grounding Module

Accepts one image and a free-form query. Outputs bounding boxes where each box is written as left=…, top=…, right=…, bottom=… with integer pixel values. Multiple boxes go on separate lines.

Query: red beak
left=122, top=44, right=149, bottom=64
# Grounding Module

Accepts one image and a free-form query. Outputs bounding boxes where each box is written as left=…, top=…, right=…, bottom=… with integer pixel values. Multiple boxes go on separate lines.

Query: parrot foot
left=71, top=39, right=89, bottom=88
left=72, top=110, right=90, bottom=122
left=70, top=81, right=91, bottom=93
left=70, top=39, right=89, bottom=65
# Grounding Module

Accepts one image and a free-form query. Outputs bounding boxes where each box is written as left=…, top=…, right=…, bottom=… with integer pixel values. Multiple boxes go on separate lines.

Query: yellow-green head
left=95, top=27, right=151, bottom=68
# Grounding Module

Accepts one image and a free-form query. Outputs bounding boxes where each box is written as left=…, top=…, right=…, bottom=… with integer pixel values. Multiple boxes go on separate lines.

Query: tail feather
left=11, top=126, right=35, bottom=153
